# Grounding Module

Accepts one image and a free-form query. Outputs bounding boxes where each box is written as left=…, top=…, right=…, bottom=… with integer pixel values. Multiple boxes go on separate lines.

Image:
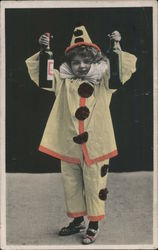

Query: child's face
left=70, top=55, right=91, bottom=78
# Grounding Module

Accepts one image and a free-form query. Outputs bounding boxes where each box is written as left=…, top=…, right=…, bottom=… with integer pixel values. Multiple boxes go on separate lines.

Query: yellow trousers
left=61, top=158, right=109, bottom=221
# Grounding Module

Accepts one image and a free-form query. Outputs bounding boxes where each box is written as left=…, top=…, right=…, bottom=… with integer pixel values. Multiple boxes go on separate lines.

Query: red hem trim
left=65, top=42, right=101, bottom=53
left=88, top=214, right=105, bottom=221
left=39, top=145, right=81, bottom=164
left=67, top=211, right=87, bottom=218
left=83, top=144, right=118, bottom=166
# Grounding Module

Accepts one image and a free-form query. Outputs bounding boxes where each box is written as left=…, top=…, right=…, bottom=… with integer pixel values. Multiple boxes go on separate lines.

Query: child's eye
left=72, top=61, right=80, bottom=65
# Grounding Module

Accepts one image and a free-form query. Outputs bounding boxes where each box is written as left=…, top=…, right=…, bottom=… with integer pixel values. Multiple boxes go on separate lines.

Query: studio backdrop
left=5, top=7, right=153, bottom=173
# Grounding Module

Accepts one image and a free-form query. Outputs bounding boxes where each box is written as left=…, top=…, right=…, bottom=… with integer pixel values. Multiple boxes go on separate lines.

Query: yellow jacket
left=25, top=51, right=137, bottom=166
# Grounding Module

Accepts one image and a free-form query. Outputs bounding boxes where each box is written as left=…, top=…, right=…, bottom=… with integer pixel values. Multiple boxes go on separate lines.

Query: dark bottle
left=106, top=37, right=122, bottom=89
left=39, top=33, right=54, bottom=88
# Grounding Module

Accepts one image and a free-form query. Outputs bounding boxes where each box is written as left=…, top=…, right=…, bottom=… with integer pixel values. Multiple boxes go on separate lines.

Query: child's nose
left=80, top=62, right=86, bottom=68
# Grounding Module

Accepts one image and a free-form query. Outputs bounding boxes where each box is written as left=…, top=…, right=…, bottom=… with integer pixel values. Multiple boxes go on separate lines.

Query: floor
left=5, top=172, right=153, bottom=247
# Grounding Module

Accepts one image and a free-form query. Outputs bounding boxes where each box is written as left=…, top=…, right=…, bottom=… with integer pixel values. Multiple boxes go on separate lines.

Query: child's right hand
left=38, top=34, right=49, bottom=47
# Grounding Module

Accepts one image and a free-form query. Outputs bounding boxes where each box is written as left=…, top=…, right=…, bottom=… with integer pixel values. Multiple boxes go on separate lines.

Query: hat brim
left=65, top=42, right=101, bottom=54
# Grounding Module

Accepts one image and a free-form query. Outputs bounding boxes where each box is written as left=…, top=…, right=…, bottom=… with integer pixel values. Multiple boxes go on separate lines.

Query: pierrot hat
left=65, top=25, right=101, bottom=54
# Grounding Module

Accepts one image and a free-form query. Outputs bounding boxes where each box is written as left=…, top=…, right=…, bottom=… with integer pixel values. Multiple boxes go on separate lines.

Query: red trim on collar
left=65, top=42, right=101, bottom=54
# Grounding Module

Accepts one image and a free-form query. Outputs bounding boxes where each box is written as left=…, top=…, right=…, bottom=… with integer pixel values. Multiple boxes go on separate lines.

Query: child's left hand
left=108, top=31, right=121, bottom=42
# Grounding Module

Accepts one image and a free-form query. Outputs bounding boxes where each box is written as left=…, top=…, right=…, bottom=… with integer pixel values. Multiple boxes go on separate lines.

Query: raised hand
left=108, top=31, right=121, bottom=42
left=38, top=33, right=50, bottom=47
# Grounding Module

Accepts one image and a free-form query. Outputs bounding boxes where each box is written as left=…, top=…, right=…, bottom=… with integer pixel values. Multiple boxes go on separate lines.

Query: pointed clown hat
left=65, top=25, right=101, bottom=54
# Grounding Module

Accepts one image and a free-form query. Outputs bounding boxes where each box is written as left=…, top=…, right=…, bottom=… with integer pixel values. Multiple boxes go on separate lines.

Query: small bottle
left=39, top=33, right=54, bottom=88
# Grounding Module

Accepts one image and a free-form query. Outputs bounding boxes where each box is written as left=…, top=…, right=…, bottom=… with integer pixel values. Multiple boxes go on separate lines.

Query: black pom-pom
left=73, top=132, right=88, bottom=144
left=99, top=188, right=109, bottom=201
left=78, top=82, right=94, bottom=98
left=101, top=165, right=109, bottom=177
left=75, top=106, right=90, bottom=120
left=75, top=37, right=84, bottom=43
left=74, top=29, right=83, bottom=37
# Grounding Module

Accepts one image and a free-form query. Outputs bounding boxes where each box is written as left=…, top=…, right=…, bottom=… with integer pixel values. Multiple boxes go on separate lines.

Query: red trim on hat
left=65, top=42, right=101, bottom=54
left=67, top=211, right=87, bottom=218
left=88, top=214, right=105, bottom=221
left=39, top=145, right=81, bottom=164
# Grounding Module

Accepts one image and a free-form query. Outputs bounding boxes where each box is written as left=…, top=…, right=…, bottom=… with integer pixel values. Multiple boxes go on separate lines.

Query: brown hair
left=65, top=45, right=107, bottom=65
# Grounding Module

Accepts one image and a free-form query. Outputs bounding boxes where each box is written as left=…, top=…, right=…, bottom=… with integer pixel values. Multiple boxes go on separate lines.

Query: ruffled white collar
left=59, top=60, right=109, bottom=85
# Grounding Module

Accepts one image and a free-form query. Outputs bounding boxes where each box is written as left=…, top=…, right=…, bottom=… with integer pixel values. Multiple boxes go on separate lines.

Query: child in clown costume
left=25, top=25, right=137, bottom=244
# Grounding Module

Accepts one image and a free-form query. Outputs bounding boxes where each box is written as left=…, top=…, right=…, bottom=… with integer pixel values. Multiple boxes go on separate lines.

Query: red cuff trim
left=88, top=214, right=105, bottom=221
left=65, top=42, right=101, bottom=54
left=39, top=145, right=81, bottom=164
left=67, top=211, right=87, bottom=218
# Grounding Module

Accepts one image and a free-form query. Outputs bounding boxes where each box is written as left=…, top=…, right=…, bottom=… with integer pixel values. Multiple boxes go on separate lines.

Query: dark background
left=5, top=7, right=153, bottom=173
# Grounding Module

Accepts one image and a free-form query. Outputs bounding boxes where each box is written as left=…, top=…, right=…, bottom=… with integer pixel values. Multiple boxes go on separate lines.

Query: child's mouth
left=78, top=70, right=88, bottom=75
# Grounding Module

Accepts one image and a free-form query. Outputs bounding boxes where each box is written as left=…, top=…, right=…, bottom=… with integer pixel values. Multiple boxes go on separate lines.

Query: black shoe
left=59, top=220, right=86, bottom=236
